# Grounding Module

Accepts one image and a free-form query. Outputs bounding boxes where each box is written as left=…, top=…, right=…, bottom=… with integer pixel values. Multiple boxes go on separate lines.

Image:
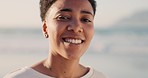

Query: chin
left=66, top=56, right=81, bottom=60
left=63, top=51, right=84, bottom=60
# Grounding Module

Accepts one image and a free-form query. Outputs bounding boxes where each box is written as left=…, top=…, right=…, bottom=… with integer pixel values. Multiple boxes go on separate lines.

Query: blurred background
left=0, top=0, right=148, bottom=78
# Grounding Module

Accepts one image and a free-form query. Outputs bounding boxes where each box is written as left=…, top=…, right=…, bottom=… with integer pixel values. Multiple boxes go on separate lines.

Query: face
left=43, top=0, right=94, bottom=60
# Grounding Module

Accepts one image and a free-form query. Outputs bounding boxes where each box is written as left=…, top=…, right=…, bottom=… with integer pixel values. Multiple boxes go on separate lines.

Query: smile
left=63, top=38, right=84, bottom=44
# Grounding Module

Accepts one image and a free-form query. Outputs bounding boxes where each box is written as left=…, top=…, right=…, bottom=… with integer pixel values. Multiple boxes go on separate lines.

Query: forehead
left=50, top=0, right=93, bottom=14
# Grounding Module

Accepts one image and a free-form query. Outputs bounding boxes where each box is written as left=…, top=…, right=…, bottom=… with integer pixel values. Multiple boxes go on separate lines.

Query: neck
left=43, top=53, right=87, bottom=78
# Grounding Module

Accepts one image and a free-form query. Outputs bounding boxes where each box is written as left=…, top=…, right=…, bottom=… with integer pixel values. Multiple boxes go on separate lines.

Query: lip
left=61, top=35, right=85, bottom=44
left=62, top=38, right=85, bottom=44
left=62, top=36, right=85, bottom=41
left=62, top=35, right=85, bottom=40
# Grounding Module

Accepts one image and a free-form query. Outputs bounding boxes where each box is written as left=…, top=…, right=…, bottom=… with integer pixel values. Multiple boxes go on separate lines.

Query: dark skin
left=32, top=0, right=94, bottom=78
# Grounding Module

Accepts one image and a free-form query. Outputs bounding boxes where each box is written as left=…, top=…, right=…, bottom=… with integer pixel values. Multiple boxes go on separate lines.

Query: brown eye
left=81, top=18, right=92, bottom=23
left=56, top=15, right=70, bottom=21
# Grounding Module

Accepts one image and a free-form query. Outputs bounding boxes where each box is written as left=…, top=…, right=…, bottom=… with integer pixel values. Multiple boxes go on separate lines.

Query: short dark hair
left=40, top=0, right=97, bottom=21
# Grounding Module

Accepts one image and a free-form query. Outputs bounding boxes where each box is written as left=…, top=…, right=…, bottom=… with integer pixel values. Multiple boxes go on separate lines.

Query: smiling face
left=43, top=0, right=94, bottom=60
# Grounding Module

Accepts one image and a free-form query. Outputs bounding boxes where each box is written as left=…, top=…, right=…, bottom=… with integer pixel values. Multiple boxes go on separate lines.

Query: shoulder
left=3, top=67, right=35, bottom=78
left=92, top=69, right=107, bottom=78
left=82, top=67, right=107, bottom=78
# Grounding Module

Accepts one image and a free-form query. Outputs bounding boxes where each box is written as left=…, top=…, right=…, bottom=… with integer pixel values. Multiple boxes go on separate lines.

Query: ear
left=42, top=21, right=49, bottom=38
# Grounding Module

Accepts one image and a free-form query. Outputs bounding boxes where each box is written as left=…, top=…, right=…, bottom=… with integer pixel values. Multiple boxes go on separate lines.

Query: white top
left=4, top=67, right=107, bottom=78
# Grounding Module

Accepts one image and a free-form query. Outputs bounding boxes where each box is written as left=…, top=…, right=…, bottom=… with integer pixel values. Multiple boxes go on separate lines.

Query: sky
left=0, top=0, right=148, bottom=28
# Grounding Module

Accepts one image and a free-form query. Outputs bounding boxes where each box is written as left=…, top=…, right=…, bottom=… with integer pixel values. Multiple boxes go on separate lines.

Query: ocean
left=0, top=28, right=148, bottom=78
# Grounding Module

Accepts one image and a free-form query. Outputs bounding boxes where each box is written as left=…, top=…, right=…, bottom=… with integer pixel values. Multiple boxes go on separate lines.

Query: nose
left=67, top=19, right=83, bottom=33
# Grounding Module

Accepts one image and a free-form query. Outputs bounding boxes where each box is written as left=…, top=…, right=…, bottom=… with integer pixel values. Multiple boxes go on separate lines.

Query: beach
left=0, top=28, right=148, bottom=78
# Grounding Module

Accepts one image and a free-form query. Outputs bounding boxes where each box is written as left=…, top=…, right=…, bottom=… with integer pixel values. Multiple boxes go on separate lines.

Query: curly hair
left=40, top=0, right=97, bottom=21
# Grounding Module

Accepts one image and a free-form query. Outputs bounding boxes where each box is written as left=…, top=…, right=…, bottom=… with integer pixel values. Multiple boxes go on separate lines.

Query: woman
left=4, top=0, right=107, bottom=78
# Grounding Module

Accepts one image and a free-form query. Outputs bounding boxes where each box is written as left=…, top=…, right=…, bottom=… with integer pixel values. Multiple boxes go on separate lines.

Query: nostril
left=79, top=28, right=83, bottom=32
left=67, top=26, right=73, bottom=31
left=67, top=25, right=83, bottom=33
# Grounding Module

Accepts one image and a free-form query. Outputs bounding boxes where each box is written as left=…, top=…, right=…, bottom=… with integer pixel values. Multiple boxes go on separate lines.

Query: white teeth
left=64, top=38, right=82, bottom=44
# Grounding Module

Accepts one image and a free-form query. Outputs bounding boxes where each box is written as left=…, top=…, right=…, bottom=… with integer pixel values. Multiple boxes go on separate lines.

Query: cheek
left=47, top=21, right=63, bottom=34
left=86, top=25, right=94, bottom=38
left=48, top=22, right=67, bottom=41
left=53, top=21, right=67, bottom=30
left=46, top=22, right=58, bottom=42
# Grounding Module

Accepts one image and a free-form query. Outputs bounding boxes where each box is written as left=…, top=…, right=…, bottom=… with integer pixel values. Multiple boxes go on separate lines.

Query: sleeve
left=3, top=68, right=28, bottom=78
left=91, top=70, right=108, bottom=78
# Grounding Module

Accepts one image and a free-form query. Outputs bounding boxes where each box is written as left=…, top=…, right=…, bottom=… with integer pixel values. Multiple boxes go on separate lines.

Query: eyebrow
left=60, top=8, right=72, bottom=12
left=59, top=8, right=93, bottom=16
left=81, top=10, right=93, bottom=16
